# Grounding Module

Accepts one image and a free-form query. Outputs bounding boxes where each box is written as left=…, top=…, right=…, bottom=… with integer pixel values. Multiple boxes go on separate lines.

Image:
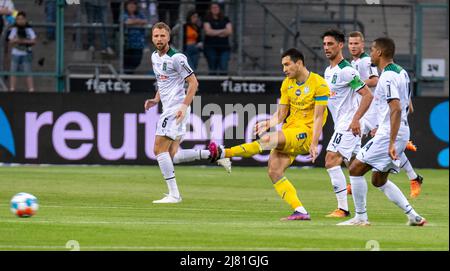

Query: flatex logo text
left=221, top=80, right=266, bottom=93
left=85, top=79, right=131, bottom=94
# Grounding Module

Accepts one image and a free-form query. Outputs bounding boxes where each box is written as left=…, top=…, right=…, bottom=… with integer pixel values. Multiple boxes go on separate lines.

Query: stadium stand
left=0, top=0, right=447, bottom=96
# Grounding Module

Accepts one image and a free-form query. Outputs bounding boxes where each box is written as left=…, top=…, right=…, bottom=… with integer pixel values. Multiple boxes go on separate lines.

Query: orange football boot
left=406, top=140, right=417, bottom=152
left=410, top=175, right=423, bottom=198
left=326, top=208, right=350, bottom=218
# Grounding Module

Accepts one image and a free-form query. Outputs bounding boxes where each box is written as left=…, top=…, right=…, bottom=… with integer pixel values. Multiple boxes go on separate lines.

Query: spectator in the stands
left=35, top=0, right=56, bottom=43
left=203, top=2, right=232, bottom=75
left=84, top=0, right=115, bottom=55
left=196, top=0, right=224, bottom=23
left=183, top=9, right=202, bottom=71
left=0, top=0, right=15, bottom=73
left=123, top=0, right=147, bottom=74
left=44, top=0, right=56, bottom=42
left=8, top=11, right=36, bottom=92
left=112, top=1, right=158, bottom=24
left=0, top=0, right=15, bottom=35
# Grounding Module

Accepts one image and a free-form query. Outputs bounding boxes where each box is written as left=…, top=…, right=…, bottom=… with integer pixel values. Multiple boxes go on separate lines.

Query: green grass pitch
left=0, top=166, right=448, bottom=251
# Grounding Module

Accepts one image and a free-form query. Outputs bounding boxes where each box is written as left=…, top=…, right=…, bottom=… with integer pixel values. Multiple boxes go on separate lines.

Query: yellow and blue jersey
left=279, top=72, right=330, bottom=130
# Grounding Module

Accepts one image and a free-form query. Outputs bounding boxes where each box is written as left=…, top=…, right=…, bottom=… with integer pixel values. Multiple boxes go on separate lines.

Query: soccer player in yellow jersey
left=208, top=48, right=330, bottom=220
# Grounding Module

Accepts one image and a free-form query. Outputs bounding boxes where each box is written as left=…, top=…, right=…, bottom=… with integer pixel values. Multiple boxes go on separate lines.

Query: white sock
left=400, top=153, right=418, bottom=180
left=219, top=145, right=226, bottom=159
left=378, top=180, right=418, bottom=219
left=156, top=152, right=180, bottom=198
left=327, top=166, right=348, bottom=211
left=172, top=149, right=210, bottom=164
left=295, top=206, right=308, bottom=214
left=349, top=176, right=368, bottom=220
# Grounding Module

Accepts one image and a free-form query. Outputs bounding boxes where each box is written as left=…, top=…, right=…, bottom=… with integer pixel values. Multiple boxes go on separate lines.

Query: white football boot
left=152, top=194, right=182, bottom=204
left=217, top=158, right=232, bottom=173
left=407, top=215, right=427, bottom=226
left=337, top=217, right=371, bottom=226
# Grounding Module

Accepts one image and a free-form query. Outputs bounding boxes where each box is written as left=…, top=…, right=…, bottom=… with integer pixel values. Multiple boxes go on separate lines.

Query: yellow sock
left=273, top=177, right=303, bottom=210
left=225, top=141, right=262, bottom=158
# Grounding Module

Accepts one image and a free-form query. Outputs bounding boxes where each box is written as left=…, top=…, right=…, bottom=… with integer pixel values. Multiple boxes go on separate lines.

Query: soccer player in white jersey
left=340, top=37, right=427, bottom=226
left=348, top=31, right=379, bottom=143
left=348, top=31, right=424, bottom=199
left=144, top=22, right=230, bottom=204
left=322, top=29, right=373, bottom=218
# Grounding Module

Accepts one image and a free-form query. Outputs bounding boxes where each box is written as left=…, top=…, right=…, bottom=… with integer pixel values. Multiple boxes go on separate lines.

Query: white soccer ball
left=10, top=193, right=39, bottom=217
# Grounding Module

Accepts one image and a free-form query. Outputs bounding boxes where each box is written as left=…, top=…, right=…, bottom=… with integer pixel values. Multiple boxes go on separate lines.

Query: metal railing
left=241, top=1, right=416, bottom=75
left=0, top=0, right=446, bottom=95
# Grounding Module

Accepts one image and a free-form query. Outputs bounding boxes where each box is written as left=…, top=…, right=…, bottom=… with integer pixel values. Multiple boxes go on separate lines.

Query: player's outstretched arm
left=388, top=99, right=402, bottom=160
left=349, top=85, right=373, bottom=136
left=310, top=105, right=327, bottom=163
left=254, top=104, right=289, bottom=136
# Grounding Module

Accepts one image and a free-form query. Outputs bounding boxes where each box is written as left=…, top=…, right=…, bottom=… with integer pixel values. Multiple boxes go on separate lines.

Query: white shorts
left=326, top=130, right=361, bottom=161
left=356, top=128, right=410, bottom=173
left=360, top=118, right=376, bottom=137
left=360, top=107, right=378, bottom=136
left=155, top=107, right=190, bottom=141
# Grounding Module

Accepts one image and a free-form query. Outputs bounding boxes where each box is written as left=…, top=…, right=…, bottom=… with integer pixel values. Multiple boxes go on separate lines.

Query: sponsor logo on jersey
left=332, top=73, right=338, bottom=84
left=158, top=74, right=169, bottom=81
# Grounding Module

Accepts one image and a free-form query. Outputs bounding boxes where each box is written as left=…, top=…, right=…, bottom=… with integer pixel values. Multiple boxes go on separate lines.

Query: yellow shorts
left=272, top=126, right=312, bottom=164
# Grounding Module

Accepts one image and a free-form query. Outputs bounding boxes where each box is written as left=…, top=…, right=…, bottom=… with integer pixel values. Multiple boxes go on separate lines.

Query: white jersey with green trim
left=152, top=47, right=194, bottom=112
left=351, top=52, right=379, bottom=81
left=374, top=63, right=411, bottom=137
left=351, top=52, right=379, bottom=132
left=324, top=59, right=366, bottom=131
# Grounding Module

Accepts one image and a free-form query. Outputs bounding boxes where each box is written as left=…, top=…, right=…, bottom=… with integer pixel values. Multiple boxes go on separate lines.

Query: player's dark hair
left=16, top=11, right=27, bottom=18
left=322, top=29, right=345, bottom=43
left=374, top=37, right=396, bottom=59
left=281, top=48, right=305, bottom=65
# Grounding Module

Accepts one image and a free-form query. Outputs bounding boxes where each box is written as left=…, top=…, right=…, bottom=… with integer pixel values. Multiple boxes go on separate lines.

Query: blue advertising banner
left=0, top=93, right=448, bottom=168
